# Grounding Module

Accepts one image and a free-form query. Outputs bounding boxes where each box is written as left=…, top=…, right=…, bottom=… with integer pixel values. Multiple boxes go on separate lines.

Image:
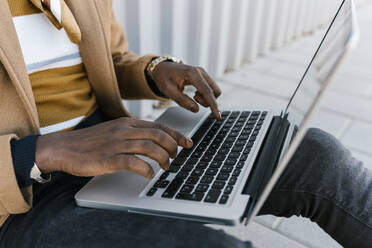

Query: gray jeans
left=0, top=128, right=371, bottom=248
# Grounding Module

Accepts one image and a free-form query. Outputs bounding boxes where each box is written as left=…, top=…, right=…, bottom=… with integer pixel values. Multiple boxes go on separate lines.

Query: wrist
left=146, top=56, right=182, bottom=82
left=35, top=134, right=61, bottom=174
left=145, top=62, right=168, bottom=98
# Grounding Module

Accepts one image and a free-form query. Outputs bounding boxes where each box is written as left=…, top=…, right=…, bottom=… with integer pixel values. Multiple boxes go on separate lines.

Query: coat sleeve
left=109, top=2, right=167, bottom=101
left=0, top=134, right=33, bottom=227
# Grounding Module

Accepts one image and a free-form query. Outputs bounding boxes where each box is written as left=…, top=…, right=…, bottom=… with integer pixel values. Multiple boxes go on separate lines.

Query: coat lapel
left=0, top=1, right=39, bottom=132
left=65, top=0, right=128, bottom=118
left=0, top=0, right=127, bottom=133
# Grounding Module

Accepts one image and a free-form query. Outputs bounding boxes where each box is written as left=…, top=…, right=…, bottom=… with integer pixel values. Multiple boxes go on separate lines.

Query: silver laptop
left=75, top=0, right=359, bottom=226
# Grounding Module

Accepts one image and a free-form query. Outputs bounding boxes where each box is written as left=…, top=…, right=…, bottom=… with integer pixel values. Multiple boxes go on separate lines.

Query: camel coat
left=0, top=0, right=164, bottom=227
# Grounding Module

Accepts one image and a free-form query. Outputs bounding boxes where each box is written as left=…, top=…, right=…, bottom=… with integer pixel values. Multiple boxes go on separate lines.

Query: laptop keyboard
left=146, top=110, right=267, bottom=205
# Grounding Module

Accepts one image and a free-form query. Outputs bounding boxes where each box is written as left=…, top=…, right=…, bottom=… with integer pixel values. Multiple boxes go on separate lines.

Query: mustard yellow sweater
left=8, top=0, right=97, bottom=134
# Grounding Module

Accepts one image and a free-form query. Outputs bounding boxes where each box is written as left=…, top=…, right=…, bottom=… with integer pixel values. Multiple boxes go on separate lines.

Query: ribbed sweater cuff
left=10, top=135, right=40, bottom=188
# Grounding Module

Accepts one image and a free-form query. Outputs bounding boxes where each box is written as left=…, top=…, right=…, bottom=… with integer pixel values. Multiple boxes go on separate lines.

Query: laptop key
left=206, top=168, right=218, bottom=176
left=240, top=154, right=248, bottom=161
left=180, top=184, right=194, bottom=193
left=191, top=151, right=203, bottom=158
left=222, top=142, right=233, bottom=148
left=232, top=169, right=241, bottom=177
left=214, top=154, right=226, bottom=161
left=196, top=162, right=209, bottom=169
left=181, top=165, right=194, bottom=172
left=228, top=177, right=238, bottom=186
left=210, top=161, right=223, bottom=168
left=225, top=159, right=237, bottom=166
left=162, top=177, right=184, bottom=198
left=147, top=187, right=157, bottom=196
left=216, top=173, right=230, bottom=181
left=178, top=148, right=193, bottom=158
left=177, top=171, right=190, bottom=179
left=200, top=176, right=214, bottom=184
left=219, top=195, right=229, bottom=204
left=224, top=186, right=233, bottom=194
left=187, top=157, right=199, bottom=164
left=204, top=189, right=221, bottom=203
left=209, top=143, right=220, bottom=150
left=249, top=116, right=258, bottom=122
left=241, top=130, right=251, bottom=135
left=231, top=111, right=240, bottom=117
left=235, top=122, right=244, bottom=127
left=247, top=120, right=257, bottom=125
left=176, top=192, right=205, bottom=201
left=160, top=172, right=169, bottom=180
left=212, top=181, right=226, bottom=190
left=220, top=165, right=234, bottom=173
left=172, top=157, right=187, bottom=165
left=186, top=177, right=199, bottom=185
left=241, top=111, right=250, bottom=117
left=229, top=132, right=240, bottom=137
left=217, top=148, right=230, bottom=154
left=232, top=146, right=243, bottom=152
left=238, top=135, right=250, bottom=140
left=195, top=184, right=209, bottom=192
left=246, top=141, right=254, bottom=148
left=191, top=168, right=204, bottom=178
left=228, top=152, right=240, bottom=159
left=245, top=124, right=255, bottom=129
left=201, top=155, right=214, bottom=162
left=205, top=150, right=216, bottom=156
left=243, top=148, right=251, bottom=154
left=168, top=165, right=180, bottom=173
left=236, top=140, right=246, bottom=146
left=154, top=180, right=170, bottom=188
left=236, top=161, right=245, bottom=169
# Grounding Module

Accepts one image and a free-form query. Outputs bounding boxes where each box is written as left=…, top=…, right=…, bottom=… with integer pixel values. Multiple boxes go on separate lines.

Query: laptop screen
left=248, top=0, right=359, bottom=223
left=284, top=0, right=357, bottom=125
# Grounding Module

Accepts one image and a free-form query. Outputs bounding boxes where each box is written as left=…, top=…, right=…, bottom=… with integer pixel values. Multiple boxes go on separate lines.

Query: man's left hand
left=151, top=62, right=222, bottom=120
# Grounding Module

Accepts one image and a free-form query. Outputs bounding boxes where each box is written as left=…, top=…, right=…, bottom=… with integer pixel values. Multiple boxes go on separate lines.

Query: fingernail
left=150, top=172, right=155, bottom=179
left=189, top=104, right=198, bottom=112
left=218, top=111, right=222, bottom=120
left=186, top=136, right=193, bottom=145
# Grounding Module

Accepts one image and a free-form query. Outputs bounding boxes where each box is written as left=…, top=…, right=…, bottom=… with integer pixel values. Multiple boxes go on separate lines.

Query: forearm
left=113, top=53, right=167, bottom=100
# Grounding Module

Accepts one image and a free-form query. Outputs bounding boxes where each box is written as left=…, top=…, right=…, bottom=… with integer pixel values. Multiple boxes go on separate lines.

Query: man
left=0, top=1, right=371, bottom=247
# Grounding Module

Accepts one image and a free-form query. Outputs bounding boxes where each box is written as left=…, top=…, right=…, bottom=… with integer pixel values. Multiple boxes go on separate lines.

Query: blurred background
left=112, top=0, right=372, bottom=247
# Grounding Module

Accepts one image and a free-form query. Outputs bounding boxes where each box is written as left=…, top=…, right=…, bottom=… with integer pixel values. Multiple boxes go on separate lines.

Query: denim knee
left=294, top=128, right=354, bottom=176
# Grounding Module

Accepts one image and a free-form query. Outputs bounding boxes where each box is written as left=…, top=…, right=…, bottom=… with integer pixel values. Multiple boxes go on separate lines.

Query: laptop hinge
left=240, top=114, right=290, bottom=224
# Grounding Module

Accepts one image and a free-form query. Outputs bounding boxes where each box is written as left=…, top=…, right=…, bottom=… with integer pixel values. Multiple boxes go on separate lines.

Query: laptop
left=75, top=0, right=359, bottom=226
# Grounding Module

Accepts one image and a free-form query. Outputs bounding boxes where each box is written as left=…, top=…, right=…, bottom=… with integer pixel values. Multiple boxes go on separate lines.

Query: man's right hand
left=35, top=117, right=193, bottom=179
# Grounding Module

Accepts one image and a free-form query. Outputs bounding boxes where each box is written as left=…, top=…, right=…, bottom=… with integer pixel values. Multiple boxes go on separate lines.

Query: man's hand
left=152, top=62, right=222, bottom=120
left=35, top=118, right=193, bottom=179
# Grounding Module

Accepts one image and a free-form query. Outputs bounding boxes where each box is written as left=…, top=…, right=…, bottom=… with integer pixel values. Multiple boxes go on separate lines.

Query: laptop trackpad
left=155, top=106, right=208, bottom=135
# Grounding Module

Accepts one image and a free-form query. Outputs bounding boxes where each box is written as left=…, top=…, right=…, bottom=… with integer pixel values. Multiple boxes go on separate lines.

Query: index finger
left=198, top=67, right=222, bottom=98
left=186, top=69, right=221, bottom=120
left=130, top=119, right=193, bottom=149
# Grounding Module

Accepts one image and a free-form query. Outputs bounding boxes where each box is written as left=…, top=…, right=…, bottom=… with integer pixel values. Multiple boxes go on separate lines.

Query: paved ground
left=145, top=2, right=372, bottom=247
